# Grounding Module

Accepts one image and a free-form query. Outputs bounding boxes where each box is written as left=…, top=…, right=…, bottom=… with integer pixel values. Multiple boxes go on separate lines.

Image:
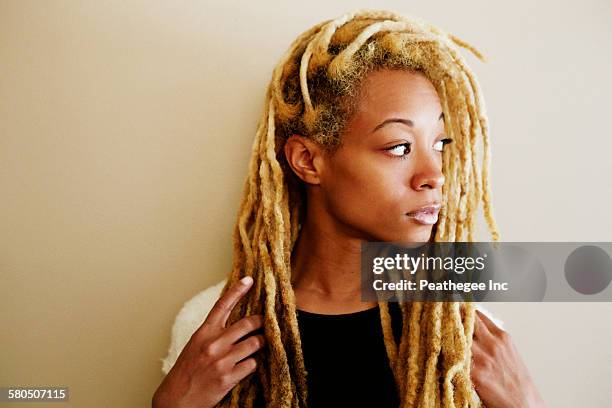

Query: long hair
left=216, top=9, right=501, bottom=408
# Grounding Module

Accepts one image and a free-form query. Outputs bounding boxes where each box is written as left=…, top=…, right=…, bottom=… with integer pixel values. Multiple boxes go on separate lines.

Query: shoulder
left=160, top=278, right=227, bottom=375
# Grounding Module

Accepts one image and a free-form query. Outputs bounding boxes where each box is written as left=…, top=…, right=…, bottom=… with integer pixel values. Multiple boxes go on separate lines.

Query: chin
left=369, top=227, right=433, bottom=244
left=397, top=228, right=434, bottom=244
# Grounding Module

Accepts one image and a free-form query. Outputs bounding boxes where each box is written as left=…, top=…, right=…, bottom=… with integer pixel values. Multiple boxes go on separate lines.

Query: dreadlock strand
left=442, top=302, right=469, bottom=407
left=440, top=77, right=465, bottom=242
left=259, top=229, right=293, bottom=405
left=402, top=301, right=424, bottom=408
left=435, top=81, right=452, bottom=241
left=397, top=301, right=411, bottom=386
left=420, top=302, right=443, bottom=406
left=379, top=301, right=400, bottom=379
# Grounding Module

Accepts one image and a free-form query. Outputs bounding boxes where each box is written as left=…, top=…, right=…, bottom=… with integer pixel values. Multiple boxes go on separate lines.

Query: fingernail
left=241, top=276, right=253, bottom=286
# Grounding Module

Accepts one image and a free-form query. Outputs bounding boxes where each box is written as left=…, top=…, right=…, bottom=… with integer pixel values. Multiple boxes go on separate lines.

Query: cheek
left=324, top=158, right=408, bottom=224
left=322, top=155, right=436, bottom=242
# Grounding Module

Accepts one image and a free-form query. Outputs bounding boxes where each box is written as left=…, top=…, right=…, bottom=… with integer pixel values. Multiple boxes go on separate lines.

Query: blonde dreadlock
left=216, top=8, right=501, bottom=408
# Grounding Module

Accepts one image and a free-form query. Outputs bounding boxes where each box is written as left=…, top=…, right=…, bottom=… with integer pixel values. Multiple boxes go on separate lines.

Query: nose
left=410, top=153, right=445, bottom=191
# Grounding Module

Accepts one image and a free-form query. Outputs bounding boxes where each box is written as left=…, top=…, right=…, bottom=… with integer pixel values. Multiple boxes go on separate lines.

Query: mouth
left=405, top=204, right=441, bottom=225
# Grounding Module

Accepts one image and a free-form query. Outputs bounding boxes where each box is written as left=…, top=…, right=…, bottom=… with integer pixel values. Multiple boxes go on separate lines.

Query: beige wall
left=1, top=1, right=611, bottom=407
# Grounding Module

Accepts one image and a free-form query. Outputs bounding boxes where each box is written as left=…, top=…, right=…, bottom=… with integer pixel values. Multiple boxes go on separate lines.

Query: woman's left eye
left=434, top=138, right=453, bottom=152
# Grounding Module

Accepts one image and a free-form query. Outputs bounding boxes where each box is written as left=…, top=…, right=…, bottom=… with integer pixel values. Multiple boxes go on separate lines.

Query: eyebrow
left=372, top=112, right=444, bottom=133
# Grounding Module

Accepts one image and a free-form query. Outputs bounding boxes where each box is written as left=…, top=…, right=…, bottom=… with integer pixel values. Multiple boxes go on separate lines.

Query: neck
left=289, top=197, right=370, bottom=303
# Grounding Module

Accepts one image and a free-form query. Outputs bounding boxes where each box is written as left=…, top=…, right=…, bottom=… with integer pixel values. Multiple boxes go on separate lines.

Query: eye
left=434, top=138, right=453, bottom=152
left=385, top=142, right=411, bottom=159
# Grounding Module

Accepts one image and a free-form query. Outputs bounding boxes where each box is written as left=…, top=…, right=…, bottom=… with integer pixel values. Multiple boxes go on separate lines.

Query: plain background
left=1, top=0, right=611, bottom=406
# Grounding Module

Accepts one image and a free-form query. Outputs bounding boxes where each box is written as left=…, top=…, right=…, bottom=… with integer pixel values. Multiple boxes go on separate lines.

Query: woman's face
left=318, top=68, right=447, bottom=243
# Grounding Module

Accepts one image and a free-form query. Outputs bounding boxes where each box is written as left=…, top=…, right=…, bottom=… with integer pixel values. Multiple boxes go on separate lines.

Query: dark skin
left=152, top=68, right=545, bottom=408
left=285, top=68, right=546, bottom=407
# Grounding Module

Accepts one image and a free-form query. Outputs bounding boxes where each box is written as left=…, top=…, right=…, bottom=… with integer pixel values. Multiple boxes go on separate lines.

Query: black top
left=253, top=302, right=403, bottom=408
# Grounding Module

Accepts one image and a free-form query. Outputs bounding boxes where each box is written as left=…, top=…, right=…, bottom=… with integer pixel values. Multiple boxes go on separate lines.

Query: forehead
left=349, top=68, right=443, bottom=127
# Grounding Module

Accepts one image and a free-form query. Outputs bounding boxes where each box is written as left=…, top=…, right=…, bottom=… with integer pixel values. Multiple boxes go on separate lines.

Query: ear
left=283, top=134, right=325, bottom=185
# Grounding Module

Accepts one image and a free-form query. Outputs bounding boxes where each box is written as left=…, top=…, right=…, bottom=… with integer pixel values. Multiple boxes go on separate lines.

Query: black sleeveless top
left=252, top=302, right=403, bottom=407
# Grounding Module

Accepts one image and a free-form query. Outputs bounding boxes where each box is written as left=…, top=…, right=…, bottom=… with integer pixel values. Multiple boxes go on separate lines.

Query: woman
left=153, top=9, right=545, bottom=408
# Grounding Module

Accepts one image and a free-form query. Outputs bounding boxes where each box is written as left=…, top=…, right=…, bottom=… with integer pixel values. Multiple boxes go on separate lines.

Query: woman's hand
left=152, top=277, right=266, bottom=408
left=470, top=309, right=546, bottom=408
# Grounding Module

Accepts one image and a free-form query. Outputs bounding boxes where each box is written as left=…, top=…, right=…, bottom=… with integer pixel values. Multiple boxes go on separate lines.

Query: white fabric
left=159, top=278, right=504, bottom=375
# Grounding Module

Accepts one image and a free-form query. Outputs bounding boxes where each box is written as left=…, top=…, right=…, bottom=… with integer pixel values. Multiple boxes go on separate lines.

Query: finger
left=230, top=357, right=258, bottom=383
left=226, top=334, right=266, bottom=364
left=470, top=353, right=488, bottom=389
left=221, top=314, right=264, bottom=345
left=205, top=276, right=253, bottom=328
left=470, top=334, right=485, bottom=358
left=475, top=309, right=503, bottom=337
left=473, top=309, right=492, bottom=340
left=470, top=341, right=490, bottom=379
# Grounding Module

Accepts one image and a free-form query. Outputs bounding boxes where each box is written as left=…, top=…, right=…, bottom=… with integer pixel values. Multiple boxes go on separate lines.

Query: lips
left=406, top=203, right=441, bottom=216
left=405, top=203, right=441, bottom=225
